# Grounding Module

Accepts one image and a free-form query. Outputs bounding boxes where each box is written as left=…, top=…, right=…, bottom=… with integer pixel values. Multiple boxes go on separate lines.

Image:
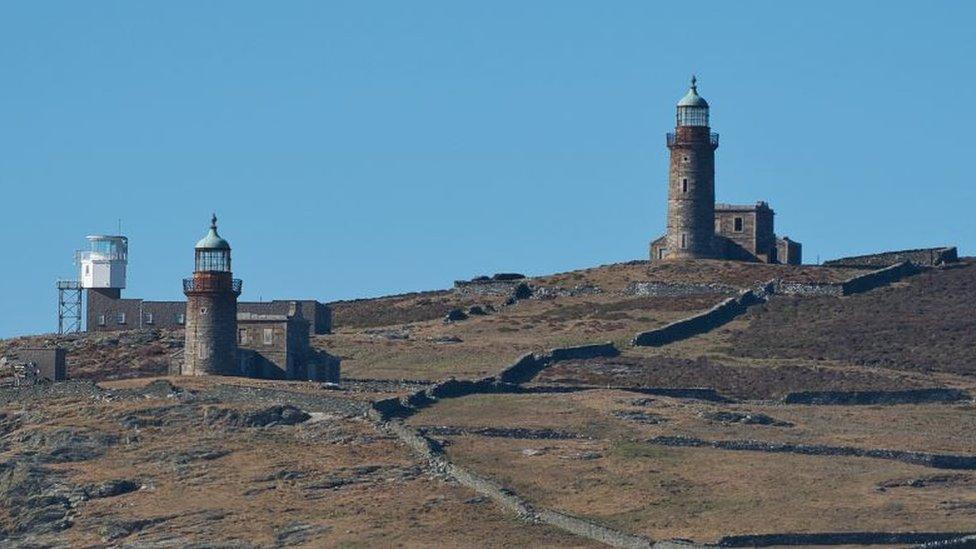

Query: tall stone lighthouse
left=664, top=76, right=719, bottom=259
left=181, top=214, right=242, bottom=376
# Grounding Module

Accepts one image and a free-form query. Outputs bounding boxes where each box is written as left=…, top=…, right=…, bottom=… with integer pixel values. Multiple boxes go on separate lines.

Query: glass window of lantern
left=195, top=249, right=231, bottom=272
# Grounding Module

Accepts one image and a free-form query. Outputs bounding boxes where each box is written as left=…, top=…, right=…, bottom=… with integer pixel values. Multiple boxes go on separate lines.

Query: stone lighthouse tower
left=665, top=76, right=719, bottom=259
left=181, top=214, right=242, bottom=376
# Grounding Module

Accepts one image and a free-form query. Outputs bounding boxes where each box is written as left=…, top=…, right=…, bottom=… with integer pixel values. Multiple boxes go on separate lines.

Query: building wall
left=237, top=317, right=310, bottom=380
left=754, top=206, right=776, bottom=261
left=239, top=300, right=331, bottom=335
left=666, top=126, right=716, bottom=259
left=9, top=348, right=67, bottom=381
left=86, top=294, right=331, bottom=335
left=777, top=238, right=803, bottom=265
left=714, top=210, right=758, bottom=257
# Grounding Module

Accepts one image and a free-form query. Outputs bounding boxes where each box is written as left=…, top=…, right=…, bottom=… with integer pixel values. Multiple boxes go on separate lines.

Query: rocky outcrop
left=203, top=405, right=311, bottom=429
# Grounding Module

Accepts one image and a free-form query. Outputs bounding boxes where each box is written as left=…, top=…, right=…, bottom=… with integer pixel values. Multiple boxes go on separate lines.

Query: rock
left=466, top=305, right=488, bottom=316
left=562, top=451, right=603, bottom=460
left=204, top=405, right=311, bottom=429
left=511, top=283, right=533, bottom=301
left=522, top=448, right=545, bottom=457
left=362, top=327, right=410, bottom=340
left=443, top=309, right=469, bottom=323
left=141, top=379, right=181, bottom=398
left=19, top=427, right=119, bottom=463
left=274, top=522, right=332, bottom=546
left=85, top=479, right=139, bottom=499
left=700, top=411, right=793, bottom=427
left=427, top=335, right=463, bottom=344
left=612, top=410, right=666, bottom=425
left=98, top=516, right=171, bottom=542
left=0, top=459, right=74, bottom=537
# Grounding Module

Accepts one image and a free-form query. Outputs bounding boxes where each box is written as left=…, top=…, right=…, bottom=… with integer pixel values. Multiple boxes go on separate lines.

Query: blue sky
left=1, top=1, right=973, bottom=337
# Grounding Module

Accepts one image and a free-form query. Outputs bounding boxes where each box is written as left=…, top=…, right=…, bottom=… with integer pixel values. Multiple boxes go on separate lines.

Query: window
left=263, top=328, right=274, bottom=345
left=680, top=233, right=687, bottom=249
left=734, top=217, right=743, bottom=232
left=682, top=156, right=689, bottom=163
left=177, top=314, right=185, bottom=325
left=145, top=313, right=154, bottom=325
left=117, top=312, right=126, bottom=325
left=239, top=328, right=248, bottom=345
left=200, top=307, right=208, bottom=315
left=715, top=219, right=721, bottom=232
left=98, top=315, right=106, bottom=326
left=682, top=178, right=688, bottom=193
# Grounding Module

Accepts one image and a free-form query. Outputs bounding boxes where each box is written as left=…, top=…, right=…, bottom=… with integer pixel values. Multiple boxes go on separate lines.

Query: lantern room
left=194, top=214, right=232, bottom=273
left=676, top=75, right=709, bottom=127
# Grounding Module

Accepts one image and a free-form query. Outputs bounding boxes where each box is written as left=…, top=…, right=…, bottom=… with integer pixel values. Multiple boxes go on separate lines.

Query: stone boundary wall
left=840, top=261, right=920, bottom=295
left=382, top=421, right=688, bottom=548
left=717, top=531, right=976, bottom=547
left=783, top=388, right=972, bottom=405
left=371, top=343, right=623, bottom=421
left=632, top=283, right=773, bottom=347
left=550, top=342, right=620, bottom=362
left=646, top=436, right=976, bottom=471
left=497, top=353, right=550, bottom=385
left=626, top=282, right=738, bottom=297
left=774, top=261, right=921, bottom=297
left=911, top=534, right=976, bottom=548
left=453, top=279, right=524, bottom=296
left=631, top=263, right=924, bottom=348
left=824, top=247, right=958, bottom=269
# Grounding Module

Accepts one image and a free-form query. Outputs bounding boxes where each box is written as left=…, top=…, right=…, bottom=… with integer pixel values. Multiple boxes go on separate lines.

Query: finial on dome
left=211, top=213, right=218, bottom=230
left=691, top=74, right=697, bottom=91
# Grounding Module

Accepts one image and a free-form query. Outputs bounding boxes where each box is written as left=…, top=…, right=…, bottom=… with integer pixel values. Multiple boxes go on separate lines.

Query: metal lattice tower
left=57, top=280, right=82, bottom=334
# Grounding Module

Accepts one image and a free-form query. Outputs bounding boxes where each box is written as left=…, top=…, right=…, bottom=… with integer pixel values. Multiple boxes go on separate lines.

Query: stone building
left=237, top=303, right=340, bottom=382
left=181, top=215, right=241, bottom=376
left=650, top=77, right=802, bottom=264
left=1, top=348, right=67, bottom=382
left=86, top=295, right=331, bottom=336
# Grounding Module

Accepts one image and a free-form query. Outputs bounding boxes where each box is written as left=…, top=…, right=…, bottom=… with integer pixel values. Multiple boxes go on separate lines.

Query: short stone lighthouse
left=181, top=214, right=242, bottom=376
left=665, top=76, right=719, bottom=259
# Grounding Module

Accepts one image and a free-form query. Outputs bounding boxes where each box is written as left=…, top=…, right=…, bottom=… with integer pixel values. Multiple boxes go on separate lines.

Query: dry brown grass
left=413, top=390, right=976, bottom=543
left=319, top=293, right=721, bottom=381
left=5, top=383, right=592, bottom=548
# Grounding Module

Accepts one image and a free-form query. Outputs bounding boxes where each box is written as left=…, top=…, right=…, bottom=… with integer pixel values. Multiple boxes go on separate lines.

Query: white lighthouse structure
left=57, top=234, right=129, bottom=334
left=78, top=235, right=128, bottom=290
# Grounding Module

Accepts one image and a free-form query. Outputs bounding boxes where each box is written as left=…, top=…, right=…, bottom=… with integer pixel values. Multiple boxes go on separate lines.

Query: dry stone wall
left=825, top=247, right=958, bottom=269
left=626, top=282, right=737, bottom=297
left=717, top=531, right=976, bottom=547
left=632, top=283, right=773, bottom=347
left=646, top=436, right=976, bottom=471
left=783, top=388, right=971, bottom=405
